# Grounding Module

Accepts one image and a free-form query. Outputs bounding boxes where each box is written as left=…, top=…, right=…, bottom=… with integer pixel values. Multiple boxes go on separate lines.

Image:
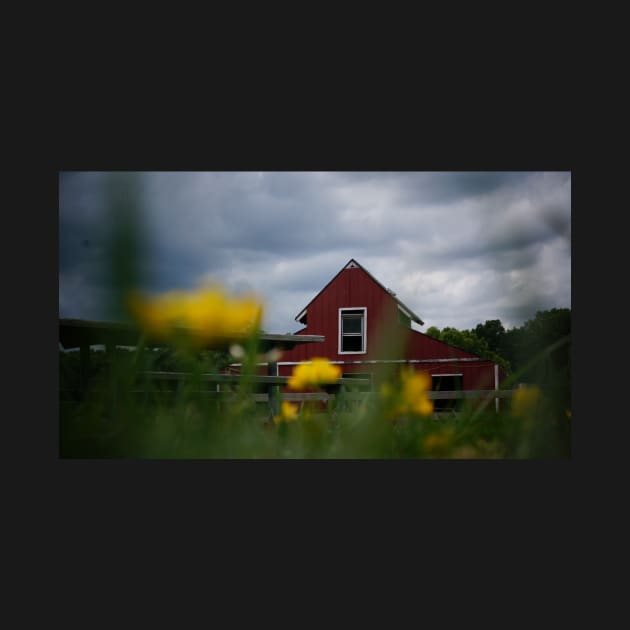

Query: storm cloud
left=58, top=171, right=571, bottom=333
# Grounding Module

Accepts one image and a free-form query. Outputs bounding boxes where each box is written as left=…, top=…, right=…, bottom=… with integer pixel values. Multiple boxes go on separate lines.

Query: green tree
left=424, top=309, right=570, bottom=382
left=474, top=319, right=506, bottom=355
left=501, top=309, right=570, bottom=375
left=425, top=325, right=509, bottom=371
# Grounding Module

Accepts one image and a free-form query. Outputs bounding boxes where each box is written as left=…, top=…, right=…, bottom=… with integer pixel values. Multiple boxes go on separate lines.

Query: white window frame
left=338, top=307, right=367, bottom=355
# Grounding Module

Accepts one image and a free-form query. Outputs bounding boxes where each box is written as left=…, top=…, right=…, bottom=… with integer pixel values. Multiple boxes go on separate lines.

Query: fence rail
left=61, top=369, right=518, bottom=418
left=139, top=370, right=370, bottom=387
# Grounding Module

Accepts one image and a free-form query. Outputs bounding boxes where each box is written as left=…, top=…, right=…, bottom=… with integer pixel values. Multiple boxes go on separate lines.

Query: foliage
left=59, top=333, right=570, bottom=459
left=474, top=319, right=508, bottom=358
left=425, top=324, right=509, bottom=371
left=426, top=309, right=571, bottom=379
left=426, top=309, right=571, bottom=417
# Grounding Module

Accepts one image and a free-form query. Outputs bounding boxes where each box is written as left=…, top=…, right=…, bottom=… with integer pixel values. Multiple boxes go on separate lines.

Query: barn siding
left=274, top=264, right=504, bottom=391
left=286, top=266, right=397, bottom=362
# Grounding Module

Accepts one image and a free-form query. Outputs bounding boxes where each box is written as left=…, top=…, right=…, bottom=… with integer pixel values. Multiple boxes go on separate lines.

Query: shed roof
left=59, top=318, right=324, bottom=352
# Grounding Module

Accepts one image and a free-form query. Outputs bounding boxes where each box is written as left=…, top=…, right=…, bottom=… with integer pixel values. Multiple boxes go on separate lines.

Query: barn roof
left=295, top=258, right=424, bottom=326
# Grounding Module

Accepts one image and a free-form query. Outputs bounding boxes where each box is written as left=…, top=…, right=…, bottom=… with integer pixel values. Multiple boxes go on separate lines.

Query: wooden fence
left=59, top=319, right=519, bottom=418
left=61, top=370, right=517, bottom=419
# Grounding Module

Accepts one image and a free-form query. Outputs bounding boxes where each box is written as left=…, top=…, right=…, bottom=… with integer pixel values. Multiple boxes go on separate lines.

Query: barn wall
left=278, top=360, right=498, bottom=388
left=276, top=265, right=505, bottom=391
left=404, top=329, right=477, bottom=360
left=308, top=266, right=397, bottom=361
left=283, top=266, right=398, bottom=363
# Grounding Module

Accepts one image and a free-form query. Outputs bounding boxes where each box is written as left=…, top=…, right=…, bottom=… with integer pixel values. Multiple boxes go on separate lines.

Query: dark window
left=432, top=374, right=463, bottom=412
left=342, top=315, right=362, bottom=334
left=340, top=309, right=365, bottom=353
left=342, top=335, right=363, bottom=351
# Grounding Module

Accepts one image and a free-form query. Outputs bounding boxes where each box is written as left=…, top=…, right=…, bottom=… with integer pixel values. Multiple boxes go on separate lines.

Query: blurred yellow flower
left=127, top=285, right=263, bottom=345
left=273, top=401, right=299, bottom=424
left=511, top=385, right=541, bottom=417
left=411, top=396, right=434, bottom=416
left=397, top=369, right=434, bottom=416
left=287, top=358, right=341, bottom=390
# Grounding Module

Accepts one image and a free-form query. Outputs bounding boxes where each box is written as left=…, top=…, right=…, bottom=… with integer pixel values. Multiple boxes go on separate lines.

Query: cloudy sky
left=59, top=171, right=571, bottom=333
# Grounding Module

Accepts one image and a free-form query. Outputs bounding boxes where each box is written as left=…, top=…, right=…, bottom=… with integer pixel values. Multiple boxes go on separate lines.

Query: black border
left=40, top=97, right=584, bottom=561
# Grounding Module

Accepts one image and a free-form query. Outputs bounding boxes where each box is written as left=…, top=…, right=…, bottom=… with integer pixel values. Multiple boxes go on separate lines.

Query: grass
left=59, top=341, right=571, bottom=459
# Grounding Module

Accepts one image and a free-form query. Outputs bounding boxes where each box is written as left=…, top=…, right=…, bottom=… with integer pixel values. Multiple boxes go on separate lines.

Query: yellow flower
left=126, top=284, right=263, bottom=345
left=402, top=368, right=431, bottom=396
left=287, top=358, right=341, bottom=390
left=511, top=385, right=541, bottom=417
left=273, top=401, right=299, bottom=424
left=379, top=370, right=434, bottom=418
left=411, top=396, right=434, bottom=417
left=396, top=369, right=434, bottom=416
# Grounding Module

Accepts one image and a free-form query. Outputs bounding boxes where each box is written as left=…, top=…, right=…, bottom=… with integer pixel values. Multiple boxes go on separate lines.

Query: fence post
left=494, top=364, right=499, bottom=413
left=268, top=360, right=280, bottom=419
left=79, top=343, right=90, bottom=398
left=106, top=342, right=117, bottom=421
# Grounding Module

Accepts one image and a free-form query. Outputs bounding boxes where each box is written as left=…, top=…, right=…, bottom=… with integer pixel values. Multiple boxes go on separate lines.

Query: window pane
left=342, top=315, right=362, bottom=334
left=342, top=335, right=363, bottom=352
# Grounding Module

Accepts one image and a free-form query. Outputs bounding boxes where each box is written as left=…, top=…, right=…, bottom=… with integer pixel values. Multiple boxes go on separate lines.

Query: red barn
left=277, top=259, right=505, bottom=407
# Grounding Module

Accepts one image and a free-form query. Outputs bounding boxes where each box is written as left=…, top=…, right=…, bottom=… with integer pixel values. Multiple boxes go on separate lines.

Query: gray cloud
left=59, top=171, right=571, bottom=332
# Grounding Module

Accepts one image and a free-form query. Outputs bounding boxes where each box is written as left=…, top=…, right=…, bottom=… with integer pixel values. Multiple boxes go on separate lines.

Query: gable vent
left=344, top=261, right=359, bottom=269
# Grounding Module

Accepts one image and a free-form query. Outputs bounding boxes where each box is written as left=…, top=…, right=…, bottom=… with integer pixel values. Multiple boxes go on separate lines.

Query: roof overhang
left=59, top=319, right=324, bottom=352
left=396, top=301, right=424, bottom=326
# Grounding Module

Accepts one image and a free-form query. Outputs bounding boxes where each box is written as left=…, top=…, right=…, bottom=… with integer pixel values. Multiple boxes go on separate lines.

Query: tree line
left=426, top=308, right=571, bottom=409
